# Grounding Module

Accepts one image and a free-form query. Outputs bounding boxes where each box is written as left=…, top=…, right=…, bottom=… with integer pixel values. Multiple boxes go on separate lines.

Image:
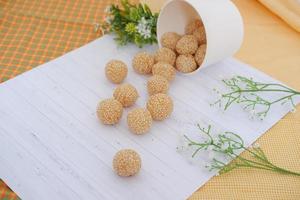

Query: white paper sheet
left=0, top=35, right=298, bottom=200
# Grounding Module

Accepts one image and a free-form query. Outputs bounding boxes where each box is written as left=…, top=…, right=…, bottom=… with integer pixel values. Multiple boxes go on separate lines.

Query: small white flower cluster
left=137, top=17, right=152, bottom=39
left=105, top=5, right=112, bottom=14
left=105, top=16, right=113, bottom=24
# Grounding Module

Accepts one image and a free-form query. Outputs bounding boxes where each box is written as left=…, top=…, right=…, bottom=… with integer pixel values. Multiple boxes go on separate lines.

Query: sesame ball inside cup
left=113, top=83, right=139, bottom=107
left=185, top=19, right=203, bottom=34
left=154, top=47, right=176, bottom=66
left=147, top=75, right=169, bottom=95
left=113, top=149, right=141, bottom=177
left=105, top=60, right=128, bottom=84
left=161, top=32, right=181, bottom=51
left=97, top=98, right=123, bottom=125
left=132, top=52, right=155, bottom=75
left=152, top=62, right=176, bottom=82
left=176, top=35, right=198, bottom=55
left=195, top=44, right=207, bottom=66
left=127, top=108, right=152, bottom=134
left=176, top=54, right=198, bottom=73
left=193, top=26, right=206, bottom=45
left=147, top=93, right=173, bottom=121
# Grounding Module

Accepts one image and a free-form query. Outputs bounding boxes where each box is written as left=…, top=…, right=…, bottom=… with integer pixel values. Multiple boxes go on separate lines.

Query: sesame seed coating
left=161, top=32, right=181, bottom=51
left=132, top=52, right=155, bottom=74
left=154, top=47, right=176, bottom=66
left=113, top=149, right=141, bottom=177
left=152, top=62, right=176, bottom=82
left=193, top=26, right=206, bottom=45
left=147, top=93, right=173, bottom=121
left=105, top=60, right=128, bottom=84
left=97, top=98, right=123, bottom=125
left=147, top=75, right=169, bottom=95
left=127, top=108, right=152, bottom=134
left=195, top=44, right=207, bottom=66
left=176, top=35, right=198, bottom=55
left=176, top=54, right=198, bottom=73
left=113, top=83, right=139, bottom=107
left=185, top=19, right=203, bottom=34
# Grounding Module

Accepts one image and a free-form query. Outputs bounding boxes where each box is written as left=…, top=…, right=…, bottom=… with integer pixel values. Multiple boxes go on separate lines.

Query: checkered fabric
left=0, top=0, right=114, bottom=82
left=0, top=181, right=19, bottom=200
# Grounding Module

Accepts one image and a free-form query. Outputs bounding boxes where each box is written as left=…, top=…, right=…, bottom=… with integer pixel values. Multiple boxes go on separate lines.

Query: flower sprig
left=101, top=0, right=158, bottom=47
left=180, top=124, right=300, bottom=176
left=212, top=76, right=300, bottom=119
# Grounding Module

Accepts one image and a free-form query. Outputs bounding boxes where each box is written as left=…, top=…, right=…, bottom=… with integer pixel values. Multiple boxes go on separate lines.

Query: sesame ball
left=152, top=62, right=176, bottom=82
left=127, top=108, right=152, bottom=134
left=193, top=26, right=206, bottom=45
left=105, top=60, right=128, bottom=84
left=147, top=93, right=173, bottom=121
left=154, top=47, right=176, bottom=66
left=176, top=54, right=198, bottom=73
left=147, top=75, right=169, bottom=95
left=161, top=32, right=181, bottom=51
left=113, top=149, right=141, bottom=177
left=195, top=44, right=207, bottom=66
left=113, top=83, right=139, bottom=107
left=132, top=52, right=154, bottom=74
left=176, top=35, right=198, bottom=55
left=185, top=19, right=203, bottom=34
left=97, top=98, right=123, bottom=125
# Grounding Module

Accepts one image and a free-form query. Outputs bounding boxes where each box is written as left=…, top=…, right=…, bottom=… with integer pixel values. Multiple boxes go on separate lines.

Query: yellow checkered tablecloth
left=0, top=0, right=300, bottom=200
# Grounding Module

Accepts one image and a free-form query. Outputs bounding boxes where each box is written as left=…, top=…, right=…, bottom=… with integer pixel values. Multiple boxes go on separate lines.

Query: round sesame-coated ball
left=113, top=83, right=139, bottom=107
left=113, top=149, right=141, bottom=177
left=147, top=75, right=169, bottom=95
left=105, top=60, right=128, bottom=84
left=176, top=35, right=198, bottom=55
left=97, top=98, right=123, bottom=125
left=152, top=62, right=176, bottom=82
left=161, top=32, right=181, bottom=51
left=176, top=54, right=198, bottom=73
left=127, top=108, right=152, bottom=134
left=132, top=52, right=154, bottom=74
left=193, top=26, right=206, bottom=45
left=154, top=47, right=176, bottom=66
left=195, top=44, right=206, bottom=66
left=185, top=19, right=203, bottom=34
left=147, top=93, right=173, bottom=121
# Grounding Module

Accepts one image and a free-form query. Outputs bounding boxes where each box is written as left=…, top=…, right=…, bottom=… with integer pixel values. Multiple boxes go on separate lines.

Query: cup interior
left=157, top=0, right=207, bottom=74
left=157, top=0, right=201, bottom=46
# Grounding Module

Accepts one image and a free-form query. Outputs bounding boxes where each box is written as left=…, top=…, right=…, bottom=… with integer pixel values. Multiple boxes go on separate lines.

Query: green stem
left=224, top=89, right=300, bottom=97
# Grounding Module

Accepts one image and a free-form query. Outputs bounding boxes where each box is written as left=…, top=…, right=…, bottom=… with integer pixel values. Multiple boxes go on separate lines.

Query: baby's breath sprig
left=182, top=124, right=300, bottom=176
left=101, top=0, right=158, bottom=47
left=212, top=76, right=300, bottom=119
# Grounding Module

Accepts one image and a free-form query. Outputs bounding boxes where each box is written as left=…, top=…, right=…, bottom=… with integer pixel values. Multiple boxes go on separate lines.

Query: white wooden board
left=0, top=35, right=298, bottom=200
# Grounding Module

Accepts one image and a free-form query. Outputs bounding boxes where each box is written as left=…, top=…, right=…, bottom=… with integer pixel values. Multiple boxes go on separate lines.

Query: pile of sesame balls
left=97, top=19, right=206, bottom=177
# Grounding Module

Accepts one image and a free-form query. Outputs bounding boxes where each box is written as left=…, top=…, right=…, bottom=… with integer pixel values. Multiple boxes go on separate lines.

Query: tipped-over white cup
left=157, top=0, right=244, bottom=74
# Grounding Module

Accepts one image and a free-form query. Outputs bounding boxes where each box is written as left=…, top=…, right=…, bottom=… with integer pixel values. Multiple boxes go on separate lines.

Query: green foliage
left=183, top=124, right=300, bottom=176
left=212, top=76, right=300, bottom=119
left=102, top=0, right=159, bottom=47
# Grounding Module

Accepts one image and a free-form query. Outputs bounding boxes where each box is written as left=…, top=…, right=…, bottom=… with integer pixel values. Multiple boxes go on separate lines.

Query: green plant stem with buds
left=184, top=124, right=300, bottom=176
left=213, top=76, right=300, bottom=118
left=102, top=0, right=158, bottom=47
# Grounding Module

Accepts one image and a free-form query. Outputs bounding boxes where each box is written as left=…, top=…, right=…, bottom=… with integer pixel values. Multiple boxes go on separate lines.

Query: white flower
left=291, top=108, right=297, bottom=113
left=252, top=143, right=260, bottom=148
left=137, top=17, right=152, bottom=39
left=249, top=109, right=256, bottom=115
left=105, top=5, right=112, bottom=13
left=105, top=16, right=113, bottom=24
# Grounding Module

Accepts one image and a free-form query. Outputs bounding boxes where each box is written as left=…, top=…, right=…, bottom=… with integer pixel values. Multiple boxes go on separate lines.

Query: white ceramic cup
left=157, top=0, right=244, bottom=73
